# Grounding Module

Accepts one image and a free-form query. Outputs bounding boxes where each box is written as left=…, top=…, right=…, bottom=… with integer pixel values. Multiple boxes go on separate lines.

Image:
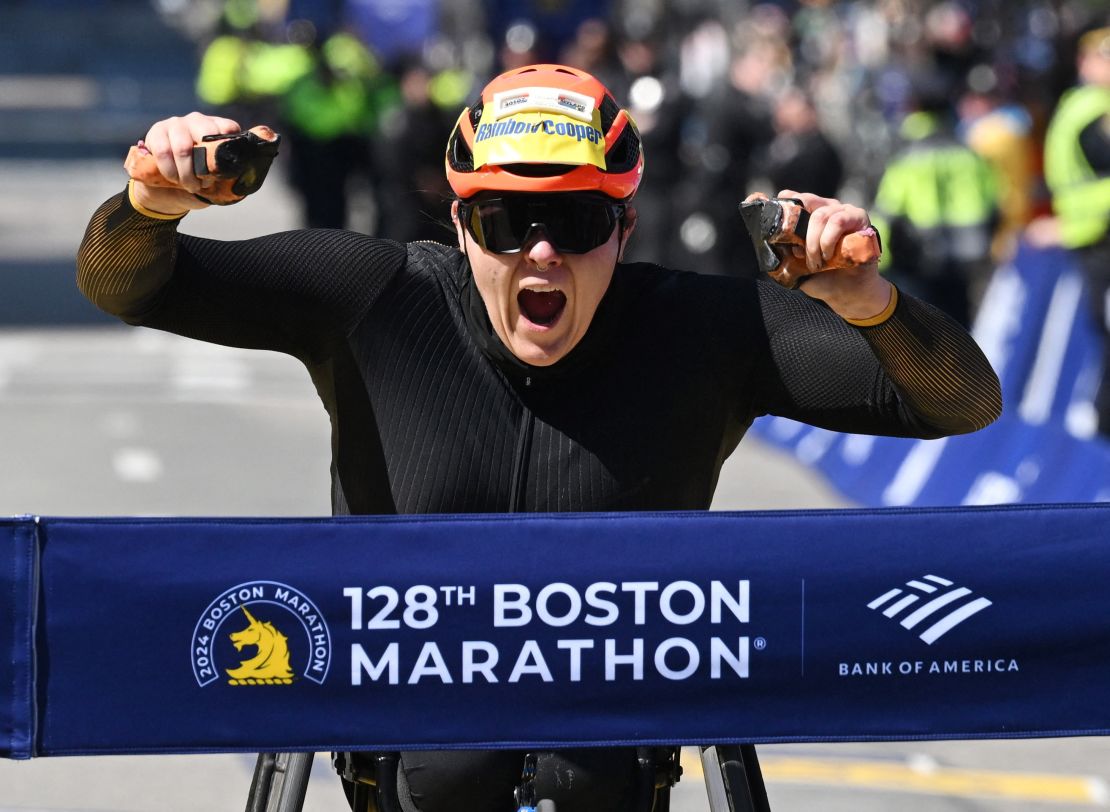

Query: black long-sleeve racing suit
left=77, top=189, right=1002, bottom=810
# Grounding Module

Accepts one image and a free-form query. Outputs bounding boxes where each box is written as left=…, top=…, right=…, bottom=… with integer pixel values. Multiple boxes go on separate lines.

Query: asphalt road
left=1, top=162, right=1107, bottom=811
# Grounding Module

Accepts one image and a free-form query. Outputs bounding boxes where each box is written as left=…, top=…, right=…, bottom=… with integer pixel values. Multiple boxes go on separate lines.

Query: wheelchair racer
left=77, top=64, right=1001, bottom=811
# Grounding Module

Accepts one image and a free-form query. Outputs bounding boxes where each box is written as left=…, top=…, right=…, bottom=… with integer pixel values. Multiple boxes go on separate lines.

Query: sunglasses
left=459, top=194, right=626, bottom=254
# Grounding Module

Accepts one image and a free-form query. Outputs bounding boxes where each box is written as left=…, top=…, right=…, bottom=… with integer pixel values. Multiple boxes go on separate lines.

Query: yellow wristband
left=127, top=179, right=188, bottom=221
left=844, top=284, right=899, bottom=327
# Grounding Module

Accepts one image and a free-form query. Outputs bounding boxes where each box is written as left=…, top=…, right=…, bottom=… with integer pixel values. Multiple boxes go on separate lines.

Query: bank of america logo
left=868, top=575, right=992, bottom=644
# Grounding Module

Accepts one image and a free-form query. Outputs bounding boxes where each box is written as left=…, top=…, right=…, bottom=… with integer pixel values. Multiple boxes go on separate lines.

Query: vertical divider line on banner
left=3, top=515, right=39, bottom=759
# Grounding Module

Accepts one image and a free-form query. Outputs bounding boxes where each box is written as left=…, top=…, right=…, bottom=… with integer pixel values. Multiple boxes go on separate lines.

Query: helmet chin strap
left=616, top=214, right=630, bottom=262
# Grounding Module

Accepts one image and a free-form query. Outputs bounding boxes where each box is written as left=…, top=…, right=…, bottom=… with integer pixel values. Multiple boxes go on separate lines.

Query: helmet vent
left=604, top=123, right=641, bottom=175
left=599, top=95, right=619, bottom=132
left=446, top=127, right=474, bottom=173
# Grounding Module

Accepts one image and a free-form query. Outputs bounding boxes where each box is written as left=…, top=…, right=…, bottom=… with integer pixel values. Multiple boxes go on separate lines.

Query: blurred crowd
left=155, top=0, right=1109, bottom=325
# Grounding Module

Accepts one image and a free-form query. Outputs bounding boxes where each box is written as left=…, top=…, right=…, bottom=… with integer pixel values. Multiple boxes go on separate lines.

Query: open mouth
left=518, top=287, right=567, bottom=327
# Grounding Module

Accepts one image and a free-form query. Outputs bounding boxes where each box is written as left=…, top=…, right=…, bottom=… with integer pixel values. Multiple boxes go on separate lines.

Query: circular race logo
left=191, top=581, right=332, bottom=687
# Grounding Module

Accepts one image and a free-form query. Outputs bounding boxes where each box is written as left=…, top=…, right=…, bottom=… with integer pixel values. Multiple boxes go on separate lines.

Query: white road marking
left=111, top=447, right=163, bottom=483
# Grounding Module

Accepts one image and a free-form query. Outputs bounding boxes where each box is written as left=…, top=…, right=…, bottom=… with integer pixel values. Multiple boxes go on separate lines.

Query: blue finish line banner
left=3, top=505, right=1110, bottom=759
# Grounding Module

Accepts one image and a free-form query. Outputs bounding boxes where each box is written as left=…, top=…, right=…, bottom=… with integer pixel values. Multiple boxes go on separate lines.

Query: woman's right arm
left=77, top=184, right=191, bottom=323
left=77, top=114, right=407, bottom=353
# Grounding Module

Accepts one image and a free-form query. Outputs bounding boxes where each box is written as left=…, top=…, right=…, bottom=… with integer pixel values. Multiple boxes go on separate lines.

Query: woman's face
left=454, top=198, right=634, bottom=366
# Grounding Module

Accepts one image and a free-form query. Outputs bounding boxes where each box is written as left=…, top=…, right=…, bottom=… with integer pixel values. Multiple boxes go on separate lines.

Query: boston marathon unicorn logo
left=192, top=581, right=332, bottom=688
left=226, top=606, right=294, bottom=685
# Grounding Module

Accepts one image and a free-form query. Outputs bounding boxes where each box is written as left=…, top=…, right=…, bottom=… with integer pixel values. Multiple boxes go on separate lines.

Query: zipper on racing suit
left=508, top=401, right=535, bottom=512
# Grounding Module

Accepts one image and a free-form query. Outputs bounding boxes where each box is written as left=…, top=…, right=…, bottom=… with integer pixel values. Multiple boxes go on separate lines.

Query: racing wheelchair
left=245, top=744, right=771, bottom=811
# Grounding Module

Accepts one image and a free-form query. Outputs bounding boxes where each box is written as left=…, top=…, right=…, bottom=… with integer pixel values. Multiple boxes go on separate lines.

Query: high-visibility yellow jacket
left=1044, top=83, right=1110, bottom=249
left=872, top=112, right=999, bottom=271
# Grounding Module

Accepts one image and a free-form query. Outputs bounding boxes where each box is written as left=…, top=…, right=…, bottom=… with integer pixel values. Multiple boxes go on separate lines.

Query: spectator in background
left=759, top=85, right=845, bottom=200
left=614, top=28, right=690, bottom=269
left=958, top=65, right=1036, bottom=261
left=1044, top=24, right=1110, bottom=435
left=195, top=2, right=398, bottom=230
left=683, top=38, right=777, bottom=277
left=375, top=57, right=457, bottom=243
left=343, top=0, right=439, bottom=66
left=920, top=1, right=983, bottom=103
left=560, top=17, right=625, bottom=91
left=485, top=0, right=612, bottom=64
left=195, top=0, right=304, bottom=127
left=280, top=20, right=397, bottom=230
left=871, top=75, right=999, bottom=327
left=497, top=20, right=544, bottom=72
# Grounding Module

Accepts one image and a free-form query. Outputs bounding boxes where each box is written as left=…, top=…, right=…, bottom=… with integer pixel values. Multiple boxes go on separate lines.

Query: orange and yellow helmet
left=446, top=64, right=644, bottom=201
